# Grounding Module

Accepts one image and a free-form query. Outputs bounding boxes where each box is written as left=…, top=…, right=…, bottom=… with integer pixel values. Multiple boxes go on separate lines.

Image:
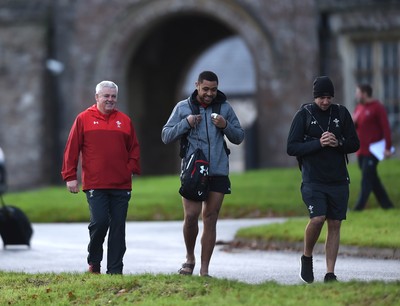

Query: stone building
left=0, top=0, right=399, bottom=190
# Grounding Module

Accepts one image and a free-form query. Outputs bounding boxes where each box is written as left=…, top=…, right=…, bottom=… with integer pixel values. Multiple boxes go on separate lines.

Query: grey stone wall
left=0, top=0, right=399, bottom=190
left=52, top=0, right=319, bottom=173
left=0, top=1, right=50, bottom=190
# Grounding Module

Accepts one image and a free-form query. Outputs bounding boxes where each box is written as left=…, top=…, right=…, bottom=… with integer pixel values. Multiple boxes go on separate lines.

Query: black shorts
left=301, top=183, right=349, bottom=220
left=209, top=176, right=231, bottom=194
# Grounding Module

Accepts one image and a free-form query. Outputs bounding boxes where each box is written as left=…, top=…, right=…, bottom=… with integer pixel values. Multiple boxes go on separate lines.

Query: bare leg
left=181, top=198, right=202, bottom=273
left=325, top=219, right=341, bottom=273
left=304, top=216, right=325, bottom=256
left=199, top=191, right=224, bottom=276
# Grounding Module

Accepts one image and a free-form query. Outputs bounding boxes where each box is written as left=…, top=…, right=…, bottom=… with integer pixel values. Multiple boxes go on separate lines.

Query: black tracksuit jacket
left=287, top=102, right=360, bottom=185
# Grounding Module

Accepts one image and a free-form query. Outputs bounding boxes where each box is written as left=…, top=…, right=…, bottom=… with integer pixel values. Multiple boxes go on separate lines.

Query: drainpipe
left=318, top=12, right=331, bottom=75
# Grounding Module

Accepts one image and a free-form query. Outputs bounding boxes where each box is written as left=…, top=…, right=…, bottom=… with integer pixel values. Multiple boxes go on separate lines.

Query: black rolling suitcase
left=0, top=195, right=33, bottom=248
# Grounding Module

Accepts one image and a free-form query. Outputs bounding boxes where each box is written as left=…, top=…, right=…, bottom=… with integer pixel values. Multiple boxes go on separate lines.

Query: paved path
left=1, top=219, right=399, bottom=284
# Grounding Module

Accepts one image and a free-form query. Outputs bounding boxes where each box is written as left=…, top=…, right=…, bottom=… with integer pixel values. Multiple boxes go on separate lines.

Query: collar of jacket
left=190, top=89, right=227, bottom=107
left=87, top=104, right=117, bottom=119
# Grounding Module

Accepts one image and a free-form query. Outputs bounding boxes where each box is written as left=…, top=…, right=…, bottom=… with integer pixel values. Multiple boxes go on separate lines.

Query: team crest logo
left=333, top=118, right=340, bottom=128
left=116, top=121, right=122, bottom=128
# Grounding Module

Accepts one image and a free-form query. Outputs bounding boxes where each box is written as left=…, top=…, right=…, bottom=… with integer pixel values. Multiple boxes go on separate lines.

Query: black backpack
left=296, top=103, right=347, bottom=170
left=179, top=147, right=209, bottom=201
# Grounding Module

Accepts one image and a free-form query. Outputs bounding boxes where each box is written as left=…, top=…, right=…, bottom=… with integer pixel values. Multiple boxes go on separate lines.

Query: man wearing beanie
left=287, top=76, right=359, bottom=283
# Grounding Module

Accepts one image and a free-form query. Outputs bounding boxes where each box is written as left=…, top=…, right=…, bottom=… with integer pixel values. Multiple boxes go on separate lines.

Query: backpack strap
left=302, top=103, right=346, bottom=135
left=296, top=103, right=348, bottom=170
left=179, top=99, right=194, bottom=158
left=296, top=103, right=312, bottom=170
left=337, top=104, right=346, bottom=125
left=298, top=103, right=349, bottom=168
left=211, top=102, right=230, bottom=155
left=336, top=104, right=349, bottom=164
left=179, top=99, right=208, bottom=158
left=211, top=103, right=221, bottom=115
left=180, top=100, right=230, bottom=158
left=299, top=103, right=313, bottom=133
left=188, top=99, right=200, bottom=115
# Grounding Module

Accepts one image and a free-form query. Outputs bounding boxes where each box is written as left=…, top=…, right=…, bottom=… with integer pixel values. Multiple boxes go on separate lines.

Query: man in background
left=352, top=84, right=394, bottom=211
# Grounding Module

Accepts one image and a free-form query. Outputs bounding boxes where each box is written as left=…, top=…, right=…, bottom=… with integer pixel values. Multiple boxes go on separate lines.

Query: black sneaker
left=324, top=272, right=338, bottom=283
left=299, top=255, right=314, bottom=283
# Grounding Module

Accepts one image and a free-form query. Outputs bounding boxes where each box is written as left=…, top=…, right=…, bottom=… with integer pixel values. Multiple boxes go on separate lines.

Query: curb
left=218, top=239, right=400, bottom=260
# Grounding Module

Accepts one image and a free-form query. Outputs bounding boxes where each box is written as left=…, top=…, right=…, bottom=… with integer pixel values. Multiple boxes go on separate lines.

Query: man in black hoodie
left=287, top=76, right=359, bottom=283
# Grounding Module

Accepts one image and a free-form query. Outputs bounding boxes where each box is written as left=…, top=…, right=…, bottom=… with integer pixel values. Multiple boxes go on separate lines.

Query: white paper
left=369, top=139, right=395, bottom=161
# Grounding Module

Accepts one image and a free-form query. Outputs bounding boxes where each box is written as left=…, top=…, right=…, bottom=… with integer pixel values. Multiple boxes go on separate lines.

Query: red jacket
left=353, top=100, right=392, bottom=156
left=61, top=104, right=140, bottom=190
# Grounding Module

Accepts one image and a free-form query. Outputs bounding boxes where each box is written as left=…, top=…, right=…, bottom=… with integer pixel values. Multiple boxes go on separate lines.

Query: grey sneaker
left=324, top=272, right=338, bottom=283
left=299, top=255, right=314, bottom=283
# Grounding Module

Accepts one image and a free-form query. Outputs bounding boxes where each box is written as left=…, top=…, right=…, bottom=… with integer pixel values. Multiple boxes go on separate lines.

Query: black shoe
left=324, top=272, right=338, bottom=283
left=88, top=263, right=101, bottom=274
left=299, top=255, right=314, bottom=284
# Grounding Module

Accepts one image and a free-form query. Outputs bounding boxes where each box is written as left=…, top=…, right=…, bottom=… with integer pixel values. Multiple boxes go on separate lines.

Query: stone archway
left=93, top=0, right=278, bottom=175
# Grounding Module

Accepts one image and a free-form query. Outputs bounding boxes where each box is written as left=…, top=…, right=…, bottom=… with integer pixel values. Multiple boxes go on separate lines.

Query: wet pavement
left=1, top=218, right=399, bottom=284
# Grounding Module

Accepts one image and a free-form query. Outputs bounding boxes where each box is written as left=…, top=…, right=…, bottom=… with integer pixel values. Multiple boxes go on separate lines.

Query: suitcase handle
left=1, top=196, right=17, bottom=218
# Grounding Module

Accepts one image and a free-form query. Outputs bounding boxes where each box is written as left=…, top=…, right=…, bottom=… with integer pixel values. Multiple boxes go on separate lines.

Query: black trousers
left=354, top=155, right=393, bottom=210
left=85, top=189, right=131, bottom=274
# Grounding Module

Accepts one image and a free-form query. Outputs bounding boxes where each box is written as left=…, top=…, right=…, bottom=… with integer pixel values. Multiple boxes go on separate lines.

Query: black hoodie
left=287, top=103, right=360, bottom=185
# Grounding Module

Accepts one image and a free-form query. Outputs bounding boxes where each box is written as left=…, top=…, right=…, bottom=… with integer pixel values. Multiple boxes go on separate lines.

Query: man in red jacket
left=61, top=80, right=140, bottom=274
left=352, top=84, right=394, bottom=210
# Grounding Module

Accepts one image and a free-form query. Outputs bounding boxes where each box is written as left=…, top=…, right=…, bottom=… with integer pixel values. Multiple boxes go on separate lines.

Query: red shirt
left=353, top=100, right=392, bottom=156
left=61, top=104, right=140, bottom=190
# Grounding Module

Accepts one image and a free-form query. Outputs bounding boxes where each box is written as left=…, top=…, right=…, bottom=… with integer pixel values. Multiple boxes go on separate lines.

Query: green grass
left=2, top=159, right=399, bottom=250
left=1, top=160, right=400, bottom=304
left=3, top=159, right=399, bottom=222
left=236, top=209, right=400, bottom=248
left=0, top=272, right=399, bottom=306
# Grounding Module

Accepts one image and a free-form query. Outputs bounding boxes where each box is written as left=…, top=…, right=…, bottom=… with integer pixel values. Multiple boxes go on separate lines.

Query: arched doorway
left=126, top=14, right=235, bottom=175
left=92, top=1, right=277, bottom=175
